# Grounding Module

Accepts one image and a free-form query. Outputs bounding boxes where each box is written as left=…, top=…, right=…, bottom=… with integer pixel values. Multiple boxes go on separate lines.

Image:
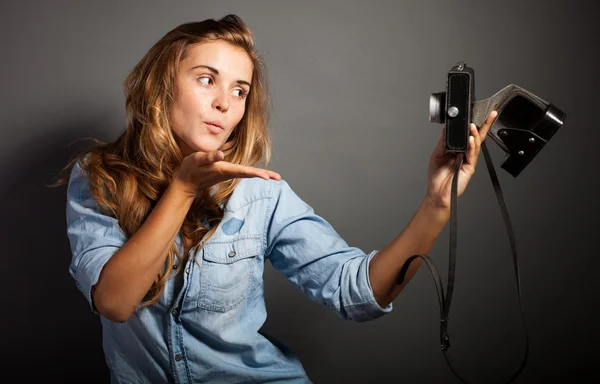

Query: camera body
left=429, top=62, right=566, bottom=177
left=429, top=62, right=475, bottom=153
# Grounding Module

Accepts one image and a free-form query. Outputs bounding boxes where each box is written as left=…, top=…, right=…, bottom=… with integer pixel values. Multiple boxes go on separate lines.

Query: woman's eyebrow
left=190, top=64, right=251, bottom=87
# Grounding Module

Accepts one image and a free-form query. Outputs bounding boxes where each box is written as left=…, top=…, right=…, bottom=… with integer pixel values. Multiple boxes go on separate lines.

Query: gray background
left=1, top=0, right=597, bottom=383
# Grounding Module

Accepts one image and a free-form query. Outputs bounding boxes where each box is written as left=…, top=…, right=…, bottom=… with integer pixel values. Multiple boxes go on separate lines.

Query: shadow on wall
left=0, top=114, right=118, bottom=383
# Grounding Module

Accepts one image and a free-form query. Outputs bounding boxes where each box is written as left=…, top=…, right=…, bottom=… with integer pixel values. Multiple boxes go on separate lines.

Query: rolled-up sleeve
left=264, top=179, right=393, bottom=322
left=66, top=161, right=127, bottom=314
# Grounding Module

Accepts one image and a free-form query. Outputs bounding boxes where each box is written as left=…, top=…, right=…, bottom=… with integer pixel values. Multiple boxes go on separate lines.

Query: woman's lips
left=204, top=122, right=224, bottom=134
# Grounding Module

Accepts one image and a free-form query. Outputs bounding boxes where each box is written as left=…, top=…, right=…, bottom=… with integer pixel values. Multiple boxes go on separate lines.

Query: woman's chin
left=176, top=132, right=226, bottom=156
left=189, top=142, right=222, bottom=155
left=196, top=144, right=221, bottom=152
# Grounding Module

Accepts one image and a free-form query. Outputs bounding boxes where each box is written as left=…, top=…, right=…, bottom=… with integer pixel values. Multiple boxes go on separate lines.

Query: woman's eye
left=198, top=76, right=212, bottom=85
left=232, top=89, right=248, bottom=99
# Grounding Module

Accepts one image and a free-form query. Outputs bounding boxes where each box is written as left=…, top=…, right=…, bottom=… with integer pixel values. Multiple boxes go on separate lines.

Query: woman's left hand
left=425, top=110, right=498, bottom=210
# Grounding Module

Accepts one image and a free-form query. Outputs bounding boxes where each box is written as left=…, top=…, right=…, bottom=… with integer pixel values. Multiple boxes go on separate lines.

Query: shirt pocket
left=197, top=236, right=260, bottom=313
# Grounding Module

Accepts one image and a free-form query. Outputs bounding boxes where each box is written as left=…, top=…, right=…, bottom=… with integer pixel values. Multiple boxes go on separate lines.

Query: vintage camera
left=429, top=62, right=566, bottom=177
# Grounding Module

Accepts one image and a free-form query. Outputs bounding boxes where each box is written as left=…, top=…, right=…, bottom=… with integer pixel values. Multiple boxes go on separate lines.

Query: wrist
left=168, top=177, right=197, bottom=204
left=421, top=195, right=451, bottom=223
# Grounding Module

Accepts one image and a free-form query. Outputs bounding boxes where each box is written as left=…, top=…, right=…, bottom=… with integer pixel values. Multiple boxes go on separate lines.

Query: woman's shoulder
left=68, top=152, right=93, bottom=178
left=66, top=156, right=90, bottom=193
left=66, top=153, right=109, bottom=206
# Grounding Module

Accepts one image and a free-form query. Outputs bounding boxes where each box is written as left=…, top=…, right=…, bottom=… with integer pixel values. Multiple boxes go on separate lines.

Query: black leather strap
left=398, top=141, right=530, bottom=383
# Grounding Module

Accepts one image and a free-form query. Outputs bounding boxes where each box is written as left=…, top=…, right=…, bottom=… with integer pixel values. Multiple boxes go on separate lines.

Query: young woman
left=54, top=14, right=496, bottom=384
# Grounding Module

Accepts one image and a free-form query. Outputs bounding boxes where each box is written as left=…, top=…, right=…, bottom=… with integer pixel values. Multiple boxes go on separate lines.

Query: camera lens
left=429, top=92, right=446, bottom=123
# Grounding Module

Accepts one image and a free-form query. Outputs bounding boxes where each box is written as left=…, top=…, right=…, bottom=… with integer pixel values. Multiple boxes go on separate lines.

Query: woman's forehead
left=182, top=41, right=253, bottom=83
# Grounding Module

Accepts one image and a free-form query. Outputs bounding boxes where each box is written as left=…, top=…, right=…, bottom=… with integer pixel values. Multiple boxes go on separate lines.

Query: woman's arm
left=92, top=179, right=194, bottom=322
left=368, top=197, right=450, bottom=307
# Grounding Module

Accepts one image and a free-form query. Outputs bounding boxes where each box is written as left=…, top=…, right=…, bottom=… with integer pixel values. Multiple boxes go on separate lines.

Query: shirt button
left=228, top=251, right=236, bottom=257
left=171, top=309, right=178, bottom=315
left=185, top=268, right=190, bottom=274
left=175, top=354, right=182, bottom=362
left=172, top=264, right=178, bottom=270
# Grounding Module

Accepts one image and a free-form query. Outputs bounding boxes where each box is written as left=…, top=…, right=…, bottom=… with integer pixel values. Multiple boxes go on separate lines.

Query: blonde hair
left=51, top=14, right=271, bottom=306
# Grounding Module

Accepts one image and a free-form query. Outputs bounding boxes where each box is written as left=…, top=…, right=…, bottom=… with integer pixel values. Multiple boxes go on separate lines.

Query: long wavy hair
left=51, top=14, right=271, bottom=307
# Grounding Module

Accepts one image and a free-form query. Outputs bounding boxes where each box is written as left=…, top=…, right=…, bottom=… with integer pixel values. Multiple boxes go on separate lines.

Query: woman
left=54, top=14, right=496, bottom=384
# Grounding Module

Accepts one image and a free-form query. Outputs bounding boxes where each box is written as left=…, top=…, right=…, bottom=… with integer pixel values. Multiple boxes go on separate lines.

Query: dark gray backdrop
left=1, top=0, right=597, bottom=383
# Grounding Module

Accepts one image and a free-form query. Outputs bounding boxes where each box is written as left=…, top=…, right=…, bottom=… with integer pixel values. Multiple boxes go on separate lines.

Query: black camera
left=405, top=62, right=568, bottom=384
left=429, top=62, right=566, bottom=177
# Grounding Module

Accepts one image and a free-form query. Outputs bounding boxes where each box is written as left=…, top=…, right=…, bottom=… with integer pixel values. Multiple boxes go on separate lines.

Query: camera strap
left=397, top=141, right=529, bottom=383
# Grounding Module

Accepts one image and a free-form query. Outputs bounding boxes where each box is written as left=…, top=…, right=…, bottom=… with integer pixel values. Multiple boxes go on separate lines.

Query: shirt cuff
left=73, top=247, right=117, bottom=315
left=345, top=251, right=393, bottom=322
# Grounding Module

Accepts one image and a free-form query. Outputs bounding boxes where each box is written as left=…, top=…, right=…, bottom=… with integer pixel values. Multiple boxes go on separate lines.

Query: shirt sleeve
left=264, top=179, right=393, bottom=322
left=66, top=161, right=127, bottom=315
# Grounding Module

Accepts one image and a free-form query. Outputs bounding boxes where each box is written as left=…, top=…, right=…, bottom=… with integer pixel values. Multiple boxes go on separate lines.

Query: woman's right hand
left=172, top=150, right=281, bottom=199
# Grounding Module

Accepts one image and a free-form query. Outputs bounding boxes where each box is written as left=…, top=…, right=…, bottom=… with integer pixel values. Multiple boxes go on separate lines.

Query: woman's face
left=170, top=40, right=253, bottom=157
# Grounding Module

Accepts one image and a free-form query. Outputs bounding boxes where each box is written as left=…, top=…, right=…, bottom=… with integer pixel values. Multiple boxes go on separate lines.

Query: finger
left=214, top=162, right=278, bottom=180
left=465, top=134, right=477, bottom=167
left=193, top=151, right=224, bottom=166
left=257, top=169, right=281, bottom=180
left=265, top=170, right=282, bottom=180
left=477, top=110, right=498, bottom=141
left=464, top=122, right=483, bottom=170
left=470, top=123, right=481, bottom=150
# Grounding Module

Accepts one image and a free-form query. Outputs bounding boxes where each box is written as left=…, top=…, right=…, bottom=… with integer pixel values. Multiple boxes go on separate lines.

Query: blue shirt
left=66, top=161, right=393, bottom=383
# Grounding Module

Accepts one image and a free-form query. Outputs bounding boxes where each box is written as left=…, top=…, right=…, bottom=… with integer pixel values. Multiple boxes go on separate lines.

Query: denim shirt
left=66, top=161, right=393, bottom=383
